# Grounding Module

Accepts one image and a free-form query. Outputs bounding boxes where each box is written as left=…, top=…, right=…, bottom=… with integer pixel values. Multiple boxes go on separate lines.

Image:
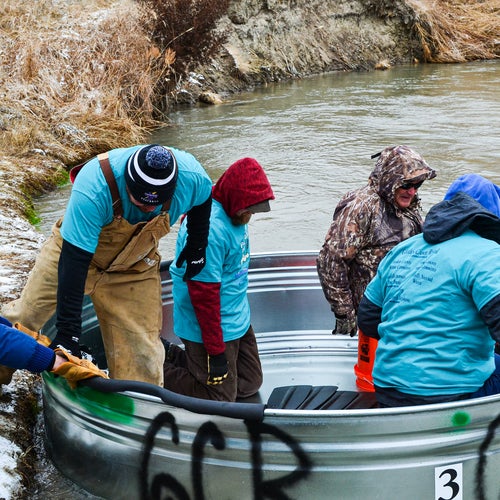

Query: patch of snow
left=0, top=436, right=22, bottom=500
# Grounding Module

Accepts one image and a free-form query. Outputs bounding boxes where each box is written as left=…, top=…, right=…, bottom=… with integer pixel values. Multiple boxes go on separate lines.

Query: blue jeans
left=470, top=353, right=500, bottom=398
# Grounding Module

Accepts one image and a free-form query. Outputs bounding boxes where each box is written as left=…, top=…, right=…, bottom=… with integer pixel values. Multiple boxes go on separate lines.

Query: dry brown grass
left=409, top=0, right=500, bottom=62
left=0, top=0, right=171, bottom=165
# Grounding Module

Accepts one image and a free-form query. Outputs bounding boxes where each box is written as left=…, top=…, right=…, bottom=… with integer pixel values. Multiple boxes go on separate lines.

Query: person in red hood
left=164, top=158, right=275, bottom=401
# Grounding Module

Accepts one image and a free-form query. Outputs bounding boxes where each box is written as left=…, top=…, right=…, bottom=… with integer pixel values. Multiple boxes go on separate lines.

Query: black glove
left=160, top=337, right=174, bottom=362
left=55, top=239, right=93, bottom=356
left=176, top=245, right=207, bottom=281
left=177, top=196, right=211, bottom=281
left=333, top=315, right=357, bottom=337
left=49, top=331, right=82, bottom=358
left=207, top=352, right=228, bottom=385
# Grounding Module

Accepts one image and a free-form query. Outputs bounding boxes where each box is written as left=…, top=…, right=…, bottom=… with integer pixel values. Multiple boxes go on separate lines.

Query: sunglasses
left=400, top=180, right=424, bottom=191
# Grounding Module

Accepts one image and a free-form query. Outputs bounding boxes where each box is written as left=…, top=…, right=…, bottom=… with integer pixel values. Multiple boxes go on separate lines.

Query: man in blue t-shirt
left=1, top=144, right=212, bottom=386
left=164, top=157, right=275, bottom=401
left=358, top=174, right=500, bottom=407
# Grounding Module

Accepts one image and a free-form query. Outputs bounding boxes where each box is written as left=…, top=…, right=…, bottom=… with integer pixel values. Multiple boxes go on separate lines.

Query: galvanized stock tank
left=42, top=252, right=500, bottom=500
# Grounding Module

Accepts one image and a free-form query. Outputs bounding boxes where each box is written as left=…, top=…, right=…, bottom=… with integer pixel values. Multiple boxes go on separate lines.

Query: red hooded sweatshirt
left=187, top=158, right=274, bottom=355
left=212, top=157, right=275, bottom=217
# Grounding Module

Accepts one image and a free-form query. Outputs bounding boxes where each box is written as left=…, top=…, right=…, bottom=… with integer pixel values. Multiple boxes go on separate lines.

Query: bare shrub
left=136, top=0, right=230, bottom=99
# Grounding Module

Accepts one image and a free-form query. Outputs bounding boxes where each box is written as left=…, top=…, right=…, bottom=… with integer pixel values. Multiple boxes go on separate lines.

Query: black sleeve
left=185, top=194, right=212, bottom=250
left=480, top=294, right=500, bottom=343
left=55, top=239, right=93, bottom=340
left=357, top=295, right=382, bottom=340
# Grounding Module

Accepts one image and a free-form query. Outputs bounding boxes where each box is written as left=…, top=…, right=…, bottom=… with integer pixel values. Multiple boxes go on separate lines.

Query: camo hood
left=369, top=145, right=436, bottom=209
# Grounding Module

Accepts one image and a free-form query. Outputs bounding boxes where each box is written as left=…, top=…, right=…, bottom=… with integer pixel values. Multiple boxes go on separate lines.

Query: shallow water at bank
left=33, top=60, right=500, bottom=498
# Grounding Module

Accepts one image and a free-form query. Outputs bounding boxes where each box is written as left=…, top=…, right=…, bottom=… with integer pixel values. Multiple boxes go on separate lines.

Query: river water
left=34, top=60, right=500, bottom=498
left=37, top=60, right=500, bottom=261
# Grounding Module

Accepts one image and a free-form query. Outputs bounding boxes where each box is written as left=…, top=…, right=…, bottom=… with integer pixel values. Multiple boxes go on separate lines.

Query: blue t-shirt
left=170, top=200, right=251, bottom=343
left=365, top=230, right=500, bottom=396
left=61, top=146, right=212, bottom=253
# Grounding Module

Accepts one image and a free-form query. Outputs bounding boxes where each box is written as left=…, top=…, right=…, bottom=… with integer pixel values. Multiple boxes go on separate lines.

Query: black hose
left=79, top=376, right=266, bottom=421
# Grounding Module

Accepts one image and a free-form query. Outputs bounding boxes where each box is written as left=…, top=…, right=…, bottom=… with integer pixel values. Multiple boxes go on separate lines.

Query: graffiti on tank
left=139, top=412, right=312, bottom=500
left=475, top=412, right=500, bottom=500
left=137, top=409, right=500, bottom=500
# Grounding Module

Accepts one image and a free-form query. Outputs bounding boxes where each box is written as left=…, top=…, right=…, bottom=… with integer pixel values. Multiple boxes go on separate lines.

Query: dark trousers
left=376, top=353, right=500, bottom=408
left=163, top=325, right=263, bottom=402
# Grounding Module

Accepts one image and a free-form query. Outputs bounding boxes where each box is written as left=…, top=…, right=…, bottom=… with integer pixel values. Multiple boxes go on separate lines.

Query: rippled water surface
left=37, top=60, right=500, bottom=263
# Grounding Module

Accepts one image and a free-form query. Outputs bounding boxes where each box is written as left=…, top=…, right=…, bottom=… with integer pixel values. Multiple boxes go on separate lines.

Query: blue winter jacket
left=0, top=317, right=55, bottom=373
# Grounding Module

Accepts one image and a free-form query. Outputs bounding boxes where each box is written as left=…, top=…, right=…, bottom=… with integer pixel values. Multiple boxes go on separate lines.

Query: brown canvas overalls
left=2, top=153, right=170, bottom=385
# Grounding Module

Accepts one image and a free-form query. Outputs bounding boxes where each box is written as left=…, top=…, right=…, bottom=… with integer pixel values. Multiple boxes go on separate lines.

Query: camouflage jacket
left=317, top=145, right=436, bottom=320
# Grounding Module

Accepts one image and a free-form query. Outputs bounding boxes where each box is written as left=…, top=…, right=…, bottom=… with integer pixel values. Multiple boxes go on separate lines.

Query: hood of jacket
left=212, top=157, right=275, bottom=217
left=424, top=192, right=500, bottom=245
left=368, top=145, right=436, bottom=210
left=444, top=173, right=500, bottom=217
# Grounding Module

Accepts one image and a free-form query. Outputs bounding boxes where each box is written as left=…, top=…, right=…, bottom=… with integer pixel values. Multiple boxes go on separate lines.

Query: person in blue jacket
left=0, top=316, right=107, bottom=388
left=358, top=173, right=500, bottom=407
left=0, top=316, right=58, bottom=374
left=1, top=145, right=212, bottom=386
left=164, top=157, right=275, bottom=401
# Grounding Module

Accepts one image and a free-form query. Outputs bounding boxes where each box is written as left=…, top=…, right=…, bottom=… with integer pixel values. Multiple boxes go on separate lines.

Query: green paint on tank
left=46, top=374, right=135, bottom=423
left=452, top=411, right=471, bottom=427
